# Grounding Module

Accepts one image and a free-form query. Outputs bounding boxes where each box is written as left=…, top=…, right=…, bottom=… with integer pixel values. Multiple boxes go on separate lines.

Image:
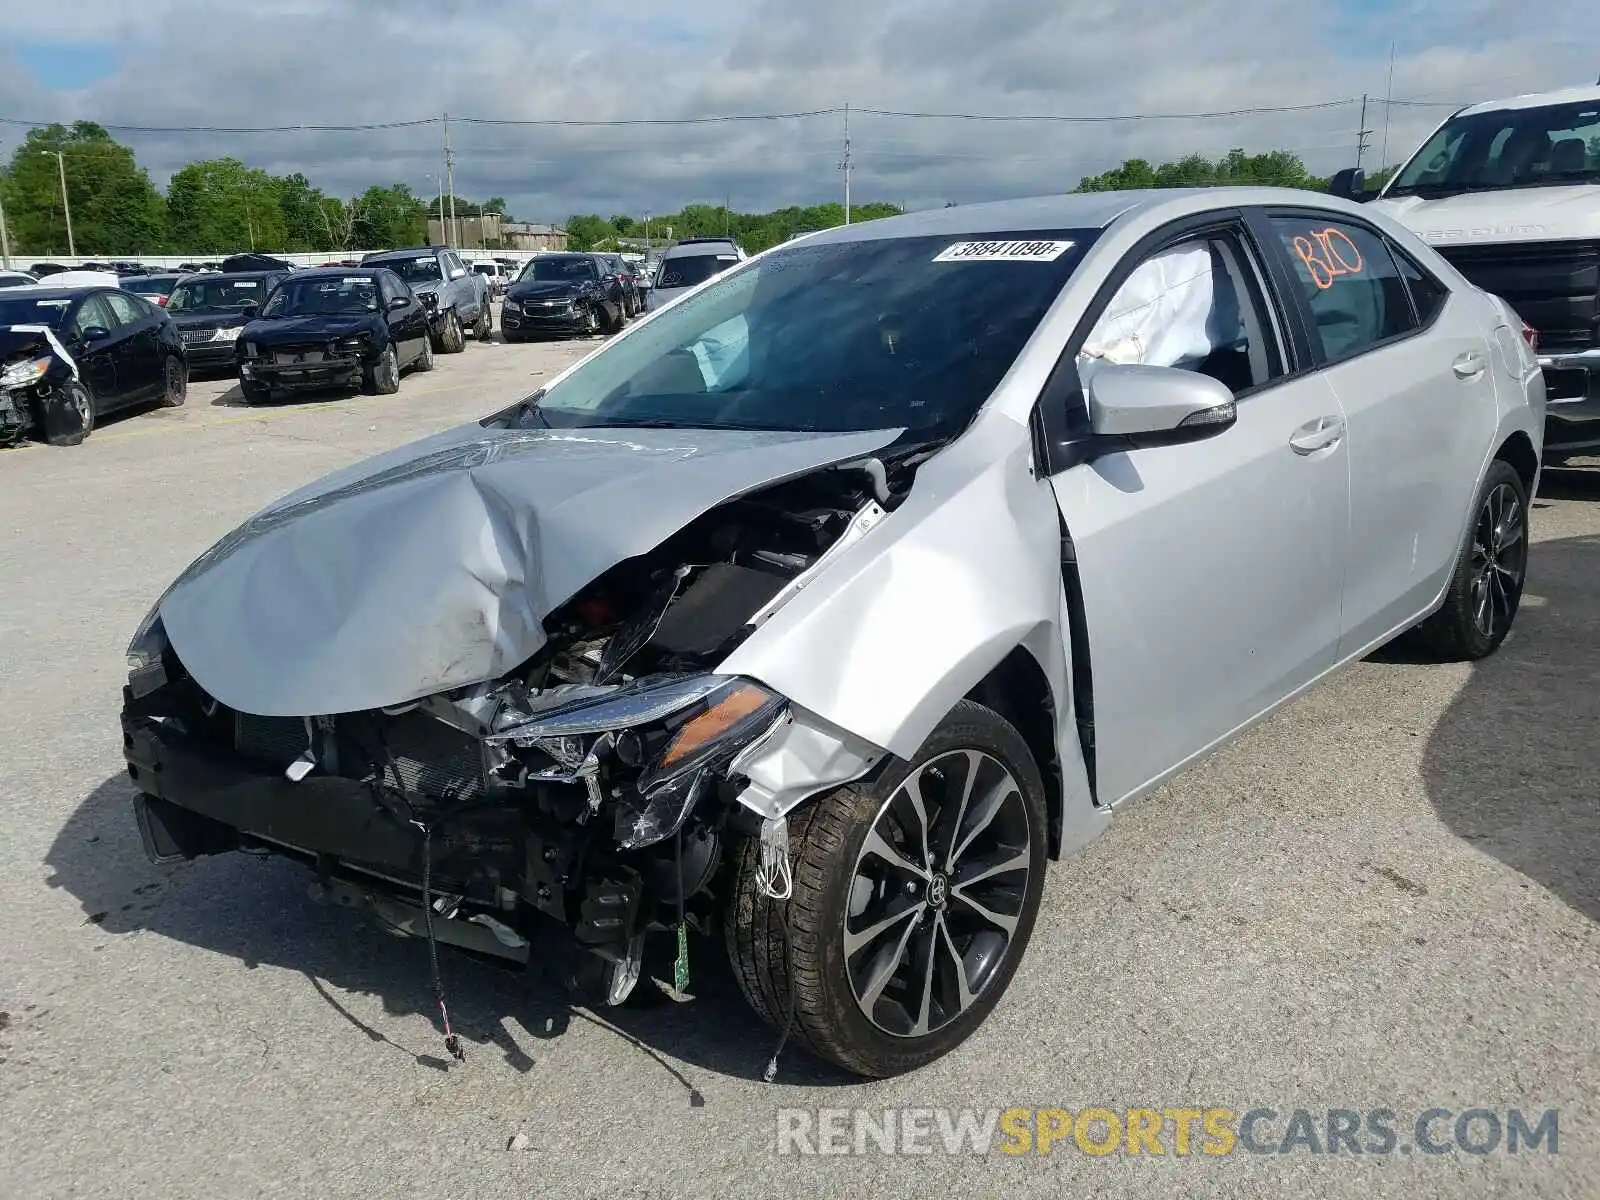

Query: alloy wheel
left=844, top=749, right=1032, bottom=1038
left=1469, top=481, right=1526, bottom=639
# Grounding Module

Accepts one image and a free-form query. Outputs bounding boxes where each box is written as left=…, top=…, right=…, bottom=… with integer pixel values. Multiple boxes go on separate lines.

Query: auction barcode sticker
left=933, top=240, right=1074, bottom=263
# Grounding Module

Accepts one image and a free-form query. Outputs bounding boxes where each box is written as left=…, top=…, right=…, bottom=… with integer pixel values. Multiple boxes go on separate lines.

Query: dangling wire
left=416, top=821, right=465, bottom=1063
left=762, top=901, right=799, bottom=1084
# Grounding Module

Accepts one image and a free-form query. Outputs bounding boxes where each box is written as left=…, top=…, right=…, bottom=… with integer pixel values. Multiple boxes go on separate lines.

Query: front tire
left=364, top=343, right=401, bottom=394
left=413, top=334, right=435, bottom=373
left=239, top=380, right=272, bottom=406
left=475, top=301, right=494, bottom=342
left=44, top=382, right=95, bottom=446
left=160, top=355, right=188, bottom=407
left=725, top=699, right=1048, bottom=1077
left=435, top=309, right=465, bottom=354
left=1409, top=458, right=1529, bottom=660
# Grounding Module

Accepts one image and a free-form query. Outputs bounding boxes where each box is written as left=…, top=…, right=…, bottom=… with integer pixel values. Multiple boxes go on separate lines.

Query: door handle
left=1289, top=415, right=1346, bottom=455
left=1452, top=351, right=1486, bottom=379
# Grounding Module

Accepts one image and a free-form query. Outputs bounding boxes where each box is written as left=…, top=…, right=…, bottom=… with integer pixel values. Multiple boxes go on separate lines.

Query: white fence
left=8, top=248, right=555, bottom=271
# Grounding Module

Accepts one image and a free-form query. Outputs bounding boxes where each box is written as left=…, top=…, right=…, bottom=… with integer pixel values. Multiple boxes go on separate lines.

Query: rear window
left=657, top=253, right=739, bottom=290
left=169, top=278, right=268, bottom=311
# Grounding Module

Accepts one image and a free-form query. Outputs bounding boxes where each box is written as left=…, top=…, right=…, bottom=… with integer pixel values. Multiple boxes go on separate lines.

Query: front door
left=1045, top=221, right=1351, bottom=806
left=69, top=294, right=121, bottom=408
left=103, top=290, right=162, bottom=399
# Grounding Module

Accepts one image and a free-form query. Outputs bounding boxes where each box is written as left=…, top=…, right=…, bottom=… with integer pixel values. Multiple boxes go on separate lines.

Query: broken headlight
left=487, top=674, right=787, bottom=847
left=0, top=356, right=50, bottom=389
left=125, top=605, right=172, bottom=698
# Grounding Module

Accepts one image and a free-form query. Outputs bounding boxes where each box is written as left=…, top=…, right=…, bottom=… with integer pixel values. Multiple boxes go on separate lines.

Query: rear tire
left=724, top=699, right=1048, bottom=1078
left=1409, top=458, right=1529, bottom=660
left=475, top=301, right=494, bottom=342
left=413, top=335, right=435, bottom=373
left=160, top=355, right=187, bottom=407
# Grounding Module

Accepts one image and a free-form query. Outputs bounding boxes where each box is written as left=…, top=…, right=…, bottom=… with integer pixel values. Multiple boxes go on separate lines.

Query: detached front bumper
left=241, top=354, right=365, bottom=391
left=1539, top=348, right=1600, bottom=460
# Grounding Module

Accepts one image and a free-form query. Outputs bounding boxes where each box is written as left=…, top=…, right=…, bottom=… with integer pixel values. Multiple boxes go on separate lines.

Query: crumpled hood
left=0, top=326, right=54, bottom=361
left=244, top=315, right=378, bottom=344
left=508, top=281, right=581, bottom=301
left=157, top=422, right=901, bottom=716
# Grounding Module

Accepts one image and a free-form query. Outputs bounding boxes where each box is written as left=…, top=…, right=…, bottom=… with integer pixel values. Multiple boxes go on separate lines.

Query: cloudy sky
left=0, top=0, right=1593, bottom=222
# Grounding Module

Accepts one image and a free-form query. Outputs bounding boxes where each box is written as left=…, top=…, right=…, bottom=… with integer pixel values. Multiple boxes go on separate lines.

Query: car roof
left=128, top=272, right=190, bottom=282
left=2, top=285, right=106, bottom=300
left=798, top=187, right=1367, bottom=247
left=1456, top=84, right=1600, bottom=117
left=283, top=267, right=383, bottom=280
left=179, top=269, right=282, bottom=281
left=661, top=241, right=738, bottom=257
left=362, top=246, right=448, bottom=260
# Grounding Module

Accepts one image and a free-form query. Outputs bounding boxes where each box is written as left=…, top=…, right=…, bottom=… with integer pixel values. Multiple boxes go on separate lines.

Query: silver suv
left=644, top=238, right=745, bottom=312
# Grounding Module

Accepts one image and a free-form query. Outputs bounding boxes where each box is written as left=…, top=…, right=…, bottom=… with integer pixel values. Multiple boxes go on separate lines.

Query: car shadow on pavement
left=1415, top=526, right=1600, bottom=924
left=45, top=772, right=858, bottom=1093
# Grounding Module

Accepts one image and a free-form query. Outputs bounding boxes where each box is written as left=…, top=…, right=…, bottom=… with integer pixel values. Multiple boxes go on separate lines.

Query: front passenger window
left=1270, top=217, right=1416, bottom=364
left=72, top=295, right=116, bottom=339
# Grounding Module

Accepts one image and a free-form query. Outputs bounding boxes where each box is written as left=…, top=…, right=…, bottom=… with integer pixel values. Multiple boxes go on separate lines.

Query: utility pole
left=443, top=112, right=458, bottom=249
left=724, top=191, right=731, bottom=237
left=1379, top=42, right=1396, bottom=174
left=1355, top=93, right=1373, bottom=172
left=0, top=180, right=11, bottom=269
left=839, top=102, right=853, bottom=224
left=43, top=150, right=75, bottom=258
left=244, top=187, right=256, bottom=250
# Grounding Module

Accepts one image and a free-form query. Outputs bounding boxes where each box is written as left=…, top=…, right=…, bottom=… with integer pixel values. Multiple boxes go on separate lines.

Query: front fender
left=719, top=414, right=1066, bottom=762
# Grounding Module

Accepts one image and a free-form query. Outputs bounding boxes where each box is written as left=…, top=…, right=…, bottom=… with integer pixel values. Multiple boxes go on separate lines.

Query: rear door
left=1254, top=211, right=1497, bottom=655
left=1045, top=215, right=1351, bottom=805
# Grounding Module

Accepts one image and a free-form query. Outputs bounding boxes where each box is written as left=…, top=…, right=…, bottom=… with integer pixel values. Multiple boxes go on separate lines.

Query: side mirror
left=449, top=267, right=466, bottom=280
left=388, top=295, right=410, bottom=310
left=80, top=325, right=111, bottom=343
left=419, top=292, right=439, bottom=310
left=1329, top=166, right=1367, bottom=201
left=1085, top=363, right=1237, bottom=444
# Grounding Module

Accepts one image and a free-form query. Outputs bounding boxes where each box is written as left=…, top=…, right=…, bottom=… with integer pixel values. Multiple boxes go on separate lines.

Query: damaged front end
left=121, top=463, right=893, bottom=1009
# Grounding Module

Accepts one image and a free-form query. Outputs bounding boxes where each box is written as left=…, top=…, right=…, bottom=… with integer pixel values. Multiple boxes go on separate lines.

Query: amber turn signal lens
left=658, top=682, right=773, bottom=768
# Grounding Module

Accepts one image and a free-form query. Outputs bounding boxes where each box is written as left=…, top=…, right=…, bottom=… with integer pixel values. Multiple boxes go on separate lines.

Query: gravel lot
left=2, top=332, right=1596, bottom=1199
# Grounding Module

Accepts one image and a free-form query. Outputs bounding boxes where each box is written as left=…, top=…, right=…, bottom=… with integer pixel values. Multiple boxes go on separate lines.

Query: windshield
left=125, top=276, right=181, bottom=297
left=505, top=231, right=1090, bottom=438
left=169, top=277, right=269, bottom=310
left=657, top=252, right=738, bottom=290
left=0, top=295, right=74, bottom=329
left=1388, top=101, right=1600, bottom=197
left=261, top=276, right=378, bottom=317
left=520, top=257, right=596, bottom=283
left=374, top=256, right=442, bottom=285
left=472, top=263, right=497, bottom=276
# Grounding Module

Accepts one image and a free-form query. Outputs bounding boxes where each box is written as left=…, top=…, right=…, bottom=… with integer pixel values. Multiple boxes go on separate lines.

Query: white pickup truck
left=1334, top=84, right=1600, bottom=463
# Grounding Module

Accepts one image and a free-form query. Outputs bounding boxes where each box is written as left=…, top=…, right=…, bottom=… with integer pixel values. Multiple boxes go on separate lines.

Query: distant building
left=424, top=216, right=567, bottom=252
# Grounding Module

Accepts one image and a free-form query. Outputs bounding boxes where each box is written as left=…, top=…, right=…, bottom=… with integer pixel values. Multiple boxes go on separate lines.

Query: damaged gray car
left=122, top=189, right=1543, bottom=1077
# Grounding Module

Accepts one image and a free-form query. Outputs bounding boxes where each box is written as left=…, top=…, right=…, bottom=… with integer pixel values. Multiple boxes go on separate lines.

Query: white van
left=1355, top=84, right=1600, bottom=462
left=470, top=260, right=509, bottom=297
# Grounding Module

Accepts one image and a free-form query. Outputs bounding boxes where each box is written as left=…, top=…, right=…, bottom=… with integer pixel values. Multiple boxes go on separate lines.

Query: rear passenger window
left=1392, top=248, right=1450, bottom=326
left=1270, top=217, right=1417, bottom=364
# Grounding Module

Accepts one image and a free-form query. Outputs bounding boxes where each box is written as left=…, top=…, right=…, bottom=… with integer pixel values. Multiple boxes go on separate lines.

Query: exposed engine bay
left=123, top=455, right=917, bottom=1018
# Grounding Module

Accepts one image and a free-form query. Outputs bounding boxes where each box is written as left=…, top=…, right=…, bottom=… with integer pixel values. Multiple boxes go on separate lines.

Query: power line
left=0, top=115, right=441, bottom=134
left=854, top=99, right=1363, bottom=122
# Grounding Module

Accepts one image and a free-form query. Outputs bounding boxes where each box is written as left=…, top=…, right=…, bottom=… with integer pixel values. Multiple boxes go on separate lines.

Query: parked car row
left=0, top=244, right=503, bottom=447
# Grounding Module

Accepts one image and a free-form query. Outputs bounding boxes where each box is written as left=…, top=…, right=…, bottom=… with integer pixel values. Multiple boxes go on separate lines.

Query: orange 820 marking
left=1290, top=227, right=1364, bottom=290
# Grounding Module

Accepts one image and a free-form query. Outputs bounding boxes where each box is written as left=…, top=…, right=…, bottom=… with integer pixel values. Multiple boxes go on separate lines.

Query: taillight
left=153, top=295, right=168, bottom=306
left=1520, top=321, right=1538, bottom=351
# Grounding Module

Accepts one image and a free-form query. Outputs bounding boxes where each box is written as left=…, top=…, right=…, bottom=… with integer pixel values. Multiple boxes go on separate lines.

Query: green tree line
left=0, top=122, right=500, bottom=257
left=1, top=122, right=1375, bottom=259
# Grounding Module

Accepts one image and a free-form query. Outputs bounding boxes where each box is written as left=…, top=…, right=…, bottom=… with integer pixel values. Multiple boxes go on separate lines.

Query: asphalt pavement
left=1, top=332, right=1596, bottom=1199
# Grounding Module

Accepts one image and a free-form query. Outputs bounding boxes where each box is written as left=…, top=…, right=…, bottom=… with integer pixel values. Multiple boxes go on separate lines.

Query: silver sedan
left=121, top=188, right=1544, bottom=1078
